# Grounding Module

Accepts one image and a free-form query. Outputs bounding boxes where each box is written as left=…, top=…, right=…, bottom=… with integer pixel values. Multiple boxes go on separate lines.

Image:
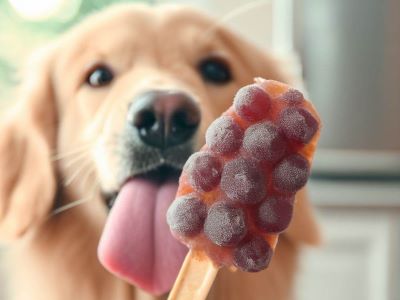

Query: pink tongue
left=98, top=179, right=188, bottom=296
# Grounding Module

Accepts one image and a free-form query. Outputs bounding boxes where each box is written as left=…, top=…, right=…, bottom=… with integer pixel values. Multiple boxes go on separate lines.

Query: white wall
left=156, top=0, right=277, bottom=51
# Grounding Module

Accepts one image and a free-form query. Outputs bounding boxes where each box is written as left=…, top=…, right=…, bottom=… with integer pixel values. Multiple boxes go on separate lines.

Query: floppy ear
left=218, top=28, right=321, bottom=245
left=213, top=26, right=295, bottom=84
left=285, top=188, right=321, bottom=245
left=0, top=46, right=58, bottom=241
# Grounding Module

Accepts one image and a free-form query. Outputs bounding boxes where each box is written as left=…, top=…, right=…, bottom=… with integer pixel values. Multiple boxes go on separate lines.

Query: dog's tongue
left=98, top=178, right=188, bottom=296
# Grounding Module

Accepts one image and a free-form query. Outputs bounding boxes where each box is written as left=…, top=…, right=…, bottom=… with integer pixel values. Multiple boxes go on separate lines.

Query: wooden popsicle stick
left=167, top=250, right=219, bottom=300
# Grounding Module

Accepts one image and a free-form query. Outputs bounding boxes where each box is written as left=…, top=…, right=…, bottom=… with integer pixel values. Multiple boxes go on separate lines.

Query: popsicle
left=166, top=78, right=321, bottom=300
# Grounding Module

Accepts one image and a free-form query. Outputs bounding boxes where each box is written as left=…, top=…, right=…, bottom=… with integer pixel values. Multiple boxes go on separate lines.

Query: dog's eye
left=86, top=65, right=114, bottom=87
left=198, top=57, right=232, bottom=85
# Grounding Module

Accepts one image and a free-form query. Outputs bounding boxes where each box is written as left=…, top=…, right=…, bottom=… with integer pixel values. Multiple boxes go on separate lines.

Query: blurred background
left=0, top=0, right=399, bottom=299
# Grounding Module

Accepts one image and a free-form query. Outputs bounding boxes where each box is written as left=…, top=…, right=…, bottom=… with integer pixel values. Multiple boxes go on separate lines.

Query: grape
left=220, top=158, right=266, bottom=204
left=204, top=202, right=247, bottom=247
left=279, top=88, right=304, bottom=104
left=243, top=122, right=287, bottom=163
left=184, top=152, right=222, bottom=192
left=233, top=84, right=271, bottom=121
left=233, top=235, right=273, bottom=272
left=167, top=195, right=206, bottom=236
left=272, top=154, right=310, bottom=193
left=256, top=196, right=294, bottom=233
left=206, top=116, right=244, bottom=155
left=279, top=107, right=318, bottom=144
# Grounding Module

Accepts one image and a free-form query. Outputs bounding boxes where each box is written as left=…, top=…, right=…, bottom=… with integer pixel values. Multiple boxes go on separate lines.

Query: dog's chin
left=98, top=163, right=188, bottom=296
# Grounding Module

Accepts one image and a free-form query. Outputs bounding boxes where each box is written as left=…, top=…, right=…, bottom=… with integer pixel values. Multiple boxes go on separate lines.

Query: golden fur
left=0, top=4, right=320, bottom=300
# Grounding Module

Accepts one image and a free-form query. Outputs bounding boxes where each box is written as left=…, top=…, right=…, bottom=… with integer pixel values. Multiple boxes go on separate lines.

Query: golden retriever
left=0, top=4, right=320, bottom=300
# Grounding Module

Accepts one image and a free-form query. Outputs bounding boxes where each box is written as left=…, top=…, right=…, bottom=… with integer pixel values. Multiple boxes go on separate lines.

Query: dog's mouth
left=103, top=165, right=182, bottom=210
left=98, top=163, right=189, bottom=296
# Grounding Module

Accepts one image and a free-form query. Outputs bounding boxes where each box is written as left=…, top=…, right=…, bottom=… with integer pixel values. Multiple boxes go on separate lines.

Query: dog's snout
left=128, top=90, right=200, bottom=149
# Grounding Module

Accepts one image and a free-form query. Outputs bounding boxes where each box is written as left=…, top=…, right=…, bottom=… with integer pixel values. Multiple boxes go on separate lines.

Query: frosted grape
left=233, top=84, right=271, bottom=121
left=272, top=154, right=310, bottom=193
left=256, top=196, right=294, bottom=233
left=279, top=88, right=304, bottom=104
left=185, top=152, right=222, bottom=192
left=220, top=158, right=266, bottom=204
left=279, top=107, right=318, bottom=144
left=243, top=122, right=287, bottom=163
left=167, top=195, right=206, bottom=236
left=233, top=236, right=273, bottom=272
left=206, top=116, right=243, bottom=155
left=204, top=202, right=247, bottom=247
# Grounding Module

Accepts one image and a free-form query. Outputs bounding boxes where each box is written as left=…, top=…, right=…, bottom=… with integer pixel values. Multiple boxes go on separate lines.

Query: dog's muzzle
left=98, top=89, right=201, bottom=295
left=128, top=90, right=200, bottom=149
left=117, top=90, right=201, bottom=185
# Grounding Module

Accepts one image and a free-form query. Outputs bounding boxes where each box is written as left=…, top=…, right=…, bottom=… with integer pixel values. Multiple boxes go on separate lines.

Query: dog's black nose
left=128, top=90, right=201, bottom=149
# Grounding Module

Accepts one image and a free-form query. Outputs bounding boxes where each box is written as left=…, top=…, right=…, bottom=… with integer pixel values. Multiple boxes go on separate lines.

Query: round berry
left=233, top=84, right=271, bottom=121
left=185, top=152, right=222, bottom=192
left=167, top=195, right=206, bottom=236
left=221, top=158, right=266, bottom=204
left=233, top=235, right=273, bottom=272
left=272, top=154, right=310, bottom=193
left=279, top=107, right=318, bottom=144
left=243, top=122, right=287, bottom=163
left=204, top=202, right=247, bottom=247
left=279, top=88, right=304, bottom=104
left=206, top=116, right=244, bottom=155
left=256, top=196, right=294, bottom=233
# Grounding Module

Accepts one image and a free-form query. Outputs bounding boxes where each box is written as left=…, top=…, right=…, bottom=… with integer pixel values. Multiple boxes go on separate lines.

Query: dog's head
left=0, top=4, right=320, bottom=296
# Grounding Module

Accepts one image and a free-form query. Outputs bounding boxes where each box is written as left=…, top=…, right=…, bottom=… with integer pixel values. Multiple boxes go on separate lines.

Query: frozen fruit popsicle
left=166, top=78, right=321, bottom=300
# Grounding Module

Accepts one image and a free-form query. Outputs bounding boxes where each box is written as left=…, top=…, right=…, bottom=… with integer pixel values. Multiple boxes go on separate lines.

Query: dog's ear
left=213, top=26, right=296, bottom=84
left=285, top=188, right=321, bottom=245
left=0, top=46, right=58, bottom=241
left=217, top=28, right=321, bottom=245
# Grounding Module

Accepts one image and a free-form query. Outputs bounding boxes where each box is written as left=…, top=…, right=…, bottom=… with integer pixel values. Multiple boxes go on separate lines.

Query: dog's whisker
left=51, top=181, right=100, bottom=217
left=51, top=197, right=92, bottom=216
left=80, top=164, right=97, bottom=191
left=52, top=143, right=92, bottom=161
left=201, top=0, right=273, bottom=41
left=63, top=159, right=94, bottom=187
left=60, top=150, right=91, bottom=170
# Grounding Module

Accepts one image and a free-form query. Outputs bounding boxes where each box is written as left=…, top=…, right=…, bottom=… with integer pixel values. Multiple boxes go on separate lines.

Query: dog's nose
left=128, top=90, right=201, bottom=149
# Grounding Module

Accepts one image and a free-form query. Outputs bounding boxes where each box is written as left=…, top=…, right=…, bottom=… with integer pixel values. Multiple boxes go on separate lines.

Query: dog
left=0, top=4, right=320, bottom=300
